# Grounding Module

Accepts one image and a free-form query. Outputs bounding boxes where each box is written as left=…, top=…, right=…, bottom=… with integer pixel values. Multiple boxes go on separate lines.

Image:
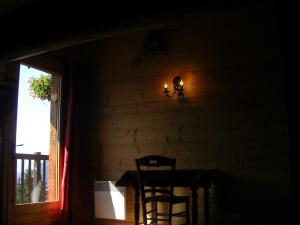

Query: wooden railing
left=15, top=152, right=49, bottom=204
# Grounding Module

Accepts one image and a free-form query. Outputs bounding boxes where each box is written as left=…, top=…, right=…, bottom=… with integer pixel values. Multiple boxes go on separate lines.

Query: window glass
left=15, top=64, right=60, bottom=204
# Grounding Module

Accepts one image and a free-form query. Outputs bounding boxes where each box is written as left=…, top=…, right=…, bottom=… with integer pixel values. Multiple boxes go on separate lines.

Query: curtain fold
left=61, top=81, right=73, bottom=210
left=60, top=65, right=90, bottom=225
left=60, top=76, right=73, bottom=224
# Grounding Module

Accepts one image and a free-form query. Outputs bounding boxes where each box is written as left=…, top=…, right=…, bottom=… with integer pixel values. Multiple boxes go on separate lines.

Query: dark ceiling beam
left=0, top=0, right=273, bottom=63
left=0, top=1, right=181, bottom=63
left=0, top=0, right=38, bottom=15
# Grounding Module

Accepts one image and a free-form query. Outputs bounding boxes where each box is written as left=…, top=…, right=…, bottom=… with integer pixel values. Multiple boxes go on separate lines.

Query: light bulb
left=164, top=82, right=168, bottom=89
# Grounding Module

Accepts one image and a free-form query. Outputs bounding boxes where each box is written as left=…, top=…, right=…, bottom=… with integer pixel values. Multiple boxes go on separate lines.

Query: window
left=15, top=63, right=61, bottom=204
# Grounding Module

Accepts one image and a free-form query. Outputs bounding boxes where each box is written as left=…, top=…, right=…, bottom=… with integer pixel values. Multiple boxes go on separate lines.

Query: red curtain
left=60, top=68, right=90, bottom=225
left=60, top=77, right=73, bottom=224
left=60, top=81, right=73, bottom=213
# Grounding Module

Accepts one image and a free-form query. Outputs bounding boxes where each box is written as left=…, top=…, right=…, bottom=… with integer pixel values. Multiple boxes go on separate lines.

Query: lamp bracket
left=164, top=75, right=184, bottom=98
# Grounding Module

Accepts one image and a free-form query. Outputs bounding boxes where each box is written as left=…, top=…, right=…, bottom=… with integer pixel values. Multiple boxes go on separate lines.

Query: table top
left=116, top=169, right=219, bottom=188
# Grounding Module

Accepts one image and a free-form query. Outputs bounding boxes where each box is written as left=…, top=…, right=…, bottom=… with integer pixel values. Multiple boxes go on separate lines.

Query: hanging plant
left=28, top=74, right=52, bottom=101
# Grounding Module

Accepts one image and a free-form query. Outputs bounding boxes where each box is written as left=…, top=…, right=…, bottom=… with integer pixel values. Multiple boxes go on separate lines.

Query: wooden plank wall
left=67, top=3, right=290, bottom=225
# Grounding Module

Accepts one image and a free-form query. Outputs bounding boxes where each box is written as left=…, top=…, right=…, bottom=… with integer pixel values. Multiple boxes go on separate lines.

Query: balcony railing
left=15, top=152, right=49, bottom=204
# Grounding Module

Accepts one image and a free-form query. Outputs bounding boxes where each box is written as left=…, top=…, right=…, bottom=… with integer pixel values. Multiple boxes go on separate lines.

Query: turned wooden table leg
left=134, top=186, right=140, bottom=225
left=191, top=187, right=198, bottom=225
left=204, top=186, right=209, bottom=225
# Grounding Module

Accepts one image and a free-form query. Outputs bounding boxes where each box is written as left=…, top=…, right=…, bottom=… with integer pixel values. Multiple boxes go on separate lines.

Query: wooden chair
left=135, top=155, right=190, bottom=225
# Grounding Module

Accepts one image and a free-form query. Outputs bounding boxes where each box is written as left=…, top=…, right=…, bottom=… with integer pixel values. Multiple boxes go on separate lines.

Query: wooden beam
left=0, top=0, right=267, bottom=63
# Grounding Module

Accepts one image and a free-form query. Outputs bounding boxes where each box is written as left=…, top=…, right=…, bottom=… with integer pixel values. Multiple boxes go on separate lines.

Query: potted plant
left=28, top=74, right=52, bottom=101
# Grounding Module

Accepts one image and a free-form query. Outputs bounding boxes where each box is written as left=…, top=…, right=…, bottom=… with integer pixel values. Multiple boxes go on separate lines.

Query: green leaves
left=28, top=74, right=52, bottom=101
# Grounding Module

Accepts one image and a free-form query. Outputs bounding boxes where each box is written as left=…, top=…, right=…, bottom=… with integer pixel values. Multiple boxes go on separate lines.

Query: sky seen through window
left=16, top=64, right=51, bottom=156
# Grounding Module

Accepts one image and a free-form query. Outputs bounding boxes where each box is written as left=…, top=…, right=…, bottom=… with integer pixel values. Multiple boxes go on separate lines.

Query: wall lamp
left=163, top=75, right=184, bottom=98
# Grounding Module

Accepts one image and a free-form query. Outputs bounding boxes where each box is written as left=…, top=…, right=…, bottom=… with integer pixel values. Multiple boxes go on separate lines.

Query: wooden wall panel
left=68, top=3, right=289, bottom=225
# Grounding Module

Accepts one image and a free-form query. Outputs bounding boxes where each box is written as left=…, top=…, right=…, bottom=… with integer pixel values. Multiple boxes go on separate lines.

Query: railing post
left=28, top=159, right=32, bottom=202
left=20, top=159, right=24, bottom=203
left=41, top=159, right=46, bottom=201
left=33, top=152, right=41, bottom=187
left=15, top=153, right=49, bottom=204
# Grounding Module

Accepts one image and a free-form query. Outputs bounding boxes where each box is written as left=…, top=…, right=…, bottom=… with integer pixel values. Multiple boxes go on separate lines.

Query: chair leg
left=155, top=200, right=158, bottom=225
left=169, top=203, right=172, bottom=225
left=186, top=201, right=190, bottom=225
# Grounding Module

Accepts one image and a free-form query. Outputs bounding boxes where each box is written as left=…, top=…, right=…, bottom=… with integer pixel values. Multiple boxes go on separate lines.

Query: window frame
left=6, top=56, right=65, bottom=225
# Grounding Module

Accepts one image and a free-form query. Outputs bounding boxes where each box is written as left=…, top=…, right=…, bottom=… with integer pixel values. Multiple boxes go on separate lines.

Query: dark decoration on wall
left=131, top=30, right=168, bottom=69
left=143, top=30, right=168, bottom=55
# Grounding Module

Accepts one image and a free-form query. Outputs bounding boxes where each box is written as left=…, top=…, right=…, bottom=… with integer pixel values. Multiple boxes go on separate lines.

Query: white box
left=94, top=181, right=126, bottom=220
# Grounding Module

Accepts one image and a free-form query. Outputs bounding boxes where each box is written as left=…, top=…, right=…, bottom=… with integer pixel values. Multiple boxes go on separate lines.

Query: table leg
left=204, top=186, right=209, bottom=225
left=134, top=186, right=140, bottom=225
left=191, top=187, right=198, bottom=225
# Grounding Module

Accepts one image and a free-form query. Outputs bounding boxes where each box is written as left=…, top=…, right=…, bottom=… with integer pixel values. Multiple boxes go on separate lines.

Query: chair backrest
left=135, top=155, right=176, bottom=225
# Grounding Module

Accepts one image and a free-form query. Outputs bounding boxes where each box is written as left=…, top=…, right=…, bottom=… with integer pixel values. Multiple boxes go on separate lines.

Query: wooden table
left=116, top=169, right=218, bottom=225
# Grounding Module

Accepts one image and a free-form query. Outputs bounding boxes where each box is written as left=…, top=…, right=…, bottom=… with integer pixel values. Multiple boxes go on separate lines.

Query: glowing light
left=164, top=82, right=168, bottom=89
